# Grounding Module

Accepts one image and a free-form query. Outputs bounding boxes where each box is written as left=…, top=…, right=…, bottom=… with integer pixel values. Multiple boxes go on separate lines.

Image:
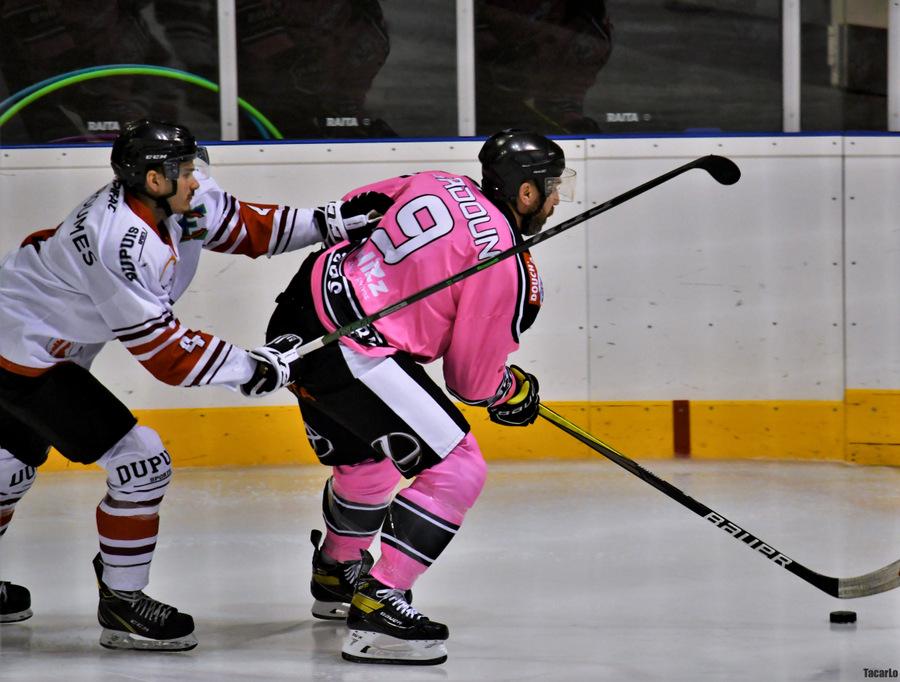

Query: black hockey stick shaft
left=295, top=155, right=740, bottom=356
left=538, top=404, right=900, bottom=599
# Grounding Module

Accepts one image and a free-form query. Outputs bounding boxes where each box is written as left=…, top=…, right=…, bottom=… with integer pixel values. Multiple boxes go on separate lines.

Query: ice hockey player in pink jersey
left=0, top=119, right=374, bottom=650
left=265, top=130, right=576, bottom=664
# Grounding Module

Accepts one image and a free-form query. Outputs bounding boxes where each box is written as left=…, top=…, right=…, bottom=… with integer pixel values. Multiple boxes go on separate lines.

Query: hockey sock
left=95, top=426, right=172, bottom=591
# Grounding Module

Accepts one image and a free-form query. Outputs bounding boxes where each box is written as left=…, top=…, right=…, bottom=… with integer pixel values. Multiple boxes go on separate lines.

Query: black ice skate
left=92, top=553, right=197, bottom=651
left=310, top=529, right=372, bottom=620
left=0, top=581, right=32, bottom=623
left=309, top=529, right=412, bottom=620
left=342, top=574, right=448, bottom=666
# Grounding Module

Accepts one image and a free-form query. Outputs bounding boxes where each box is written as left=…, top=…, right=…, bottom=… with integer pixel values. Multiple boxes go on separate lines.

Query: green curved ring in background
left=0, top=66, right=283, bottom=139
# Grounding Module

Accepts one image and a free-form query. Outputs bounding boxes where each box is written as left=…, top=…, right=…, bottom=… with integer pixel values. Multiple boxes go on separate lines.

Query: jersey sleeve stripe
left=124, top=323, right=183, bottom=357
left=111, top=311, right=173, bottom=335
left=218, top=222, right=248, bottom=254
left=116, top=313, right=176, bottom=343
left=511, top=250, right=528, bottom=344
left=130, top=327, right=187, bottom=362
left=447, top=367, right=514, bottom=407
left=208, top=194, right=238, bottom=246
left=189, top=339, right=227, bottom=386
left=273, top=207, right=290, bottom=253
left=179, top=337, right=224, bottom=386
left=134, top=330, right=217, bottom=386
left=202, top=344, right=234, bottom=385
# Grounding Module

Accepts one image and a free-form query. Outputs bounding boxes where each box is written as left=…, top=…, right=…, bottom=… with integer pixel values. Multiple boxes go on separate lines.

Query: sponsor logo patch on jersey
left=522, top=251, right=543, bottom=306
left=119, top=226, right=147, bottom=282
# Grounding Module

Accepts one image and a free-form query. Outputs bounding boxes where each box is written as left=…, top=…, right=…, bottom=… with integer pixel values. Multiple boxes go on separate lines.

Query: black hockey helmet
left=111, top=119, right=209, bottom=190
left=479, top=129, right=573, bottom=205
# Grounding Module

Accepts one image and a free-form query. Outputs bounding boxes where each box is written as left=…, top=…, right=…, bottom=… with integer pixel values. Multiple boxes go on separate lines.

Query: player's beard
left=520, top=215, right=542, bottom=236
left=521, top=206, right=553, bottom=236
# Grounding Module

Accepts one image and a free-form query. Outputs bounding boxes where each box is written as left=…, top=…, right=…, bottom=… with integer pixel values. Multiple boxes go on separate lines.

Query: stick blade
left=837, top=558, right=900, bottom=599
left=697, top=155, right=741, bottom=185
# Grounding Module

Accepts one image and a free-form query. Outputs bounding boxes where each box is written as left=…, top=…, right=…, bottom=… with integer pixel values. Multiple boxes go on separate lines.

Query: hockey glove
left=487, top=365, right=540, bottom=427
left=315, top=192, right=393, bottom=246
left=241, top=334, right=304, bottom=398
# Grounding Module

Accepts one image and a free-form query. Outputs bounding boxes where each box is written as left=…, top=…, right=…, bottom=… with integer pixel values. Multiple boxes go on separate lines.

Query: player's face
left=167, top=161, right=201, bottom=214
left=536, top=187, right=560, bottom=223
left=520, top=185, right=560, bottom=236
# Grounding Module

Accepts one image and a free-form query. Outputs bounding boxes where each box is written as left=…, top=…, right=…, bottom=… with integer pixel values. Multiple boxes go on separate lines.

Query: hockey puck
left=829, top=610, right=857, bottom=624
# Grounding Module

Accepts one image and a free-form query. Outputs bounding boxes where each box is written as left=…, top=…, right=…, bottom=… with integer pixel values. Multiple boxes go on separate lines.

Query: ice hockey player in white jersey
left=0, top=119, right=374, bottom=650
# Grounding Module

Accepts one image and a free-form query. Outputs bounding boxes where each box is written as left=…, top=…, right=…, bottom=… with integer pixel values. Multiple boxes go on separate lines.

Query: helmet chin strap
left=154, top=177, right=178, bottom=217
left=155, top=194, right=175, bottom=217
left=133, top=179, right=177, bottom=217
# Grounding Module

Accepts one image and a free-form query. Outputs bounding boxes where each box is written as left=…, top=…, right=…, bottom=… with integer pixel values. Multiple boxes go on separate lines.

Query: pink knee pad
left=403, top=432, right=487, bottom=524
left=371, top=433, right=487, bottom=588
left=322, top=458, right=401, bottom=563
left=331, top=457, right=401, bottom=504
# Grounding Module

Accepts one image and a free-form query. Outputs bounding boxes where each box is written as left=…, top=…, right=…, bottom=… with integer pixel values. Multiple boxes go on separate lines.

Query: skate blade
left=341, top=629, right=447, bottom=666
left=99, top=628, right=198, bottom=652
left=311, top=599, right=349, bottom=620
left=0, top=608, right=33, bottom=624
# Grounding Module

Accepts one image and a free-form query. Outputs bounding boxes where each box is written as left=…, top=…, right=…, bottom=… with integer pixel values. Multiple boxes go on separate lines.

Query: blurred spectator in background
left=0, top=0, right=392, bottom=145
left=110, top=0, right=395, bottom=139
left=232, top=0, right=394, bottom=139
left=0, top=1, right=213, bottom=144
left=160, top=0, right=394, bottom=139
left=475, top=0, right=613, bottom=134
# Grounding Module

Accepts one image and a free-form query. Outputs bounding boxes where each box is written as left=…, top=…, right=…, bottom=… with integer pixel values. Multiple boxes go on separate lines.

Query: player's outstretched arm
left=240, top=333, right=304, bottom=398
left=314, top=192, right=394, bottom=246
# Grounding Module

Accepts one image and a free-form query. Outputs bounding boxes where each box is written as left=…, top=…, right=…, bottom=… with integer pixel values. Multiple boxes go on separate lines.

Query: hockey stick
left=295, top=154, right=740, bottom=357
left=537, top=404, right=900, bottom=599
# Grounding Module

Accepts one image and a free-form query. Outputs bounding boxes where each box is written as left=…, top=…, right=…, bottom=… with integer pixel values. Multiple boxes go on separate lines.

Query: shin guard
left=372, top=433, right=487, bottom=588
left=0, top=447, right=38, bottom=540
left=321, top=459, right=400, bottom=562
left=95, top=426, right=172, bottom=591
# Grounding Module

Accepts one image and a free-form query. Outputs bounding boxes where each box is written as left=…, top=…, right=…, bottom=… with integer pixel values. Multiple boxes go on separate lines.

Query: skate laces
left=376, top=588, right=422, bottom=620
left=342, top=559, right=365, bottom=586
left=111, top=589, right=174, bottom=624
left=135, top=595, right=174, bottom=624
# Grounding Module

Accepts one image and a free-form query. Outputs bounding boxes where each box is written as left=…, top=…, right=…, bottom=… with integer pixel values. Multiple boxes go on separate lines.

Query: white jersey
left=0, top=176, right=320, bottom=389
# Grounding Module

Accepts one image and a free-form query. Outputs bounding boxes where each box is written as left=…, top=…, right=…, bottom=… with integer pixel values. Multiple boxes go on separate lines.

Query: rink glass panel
left=473, top=0, right=786, bottom=136
left=800, top=0, right=888, bottom=131
left=0, top=2, right=220, bottom=145
left=233, top=0, right=457, bottom=140
left=0, top=2, right=891, bottom=142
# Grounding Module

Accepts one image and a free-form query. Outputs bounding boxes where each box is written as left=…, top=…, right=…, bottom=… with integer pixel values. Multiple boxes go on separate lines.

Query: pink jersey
left=311, top=171, right=542, bottom=406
